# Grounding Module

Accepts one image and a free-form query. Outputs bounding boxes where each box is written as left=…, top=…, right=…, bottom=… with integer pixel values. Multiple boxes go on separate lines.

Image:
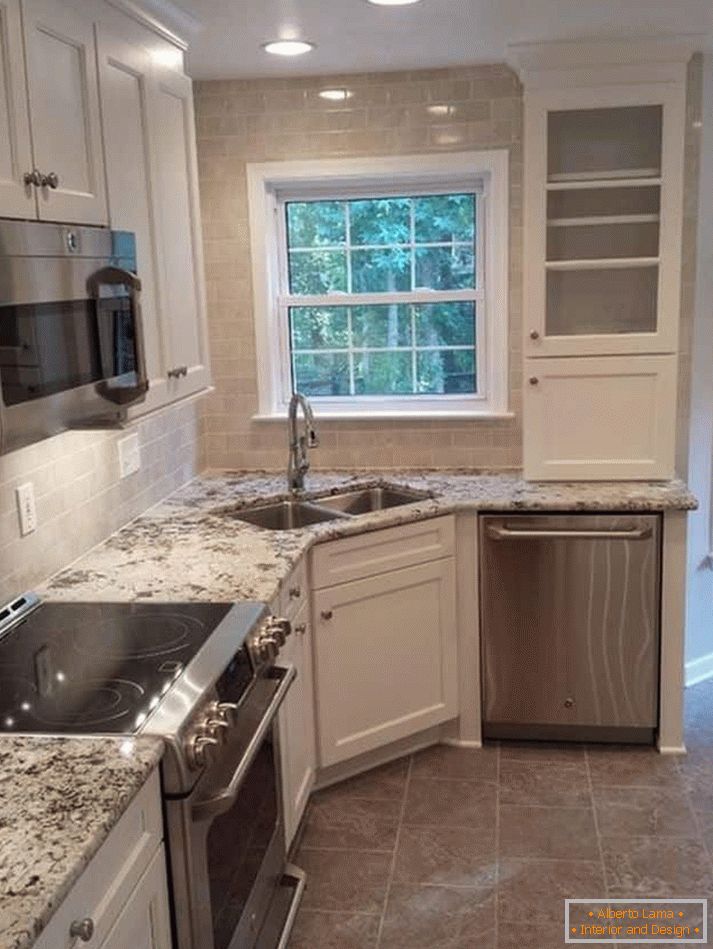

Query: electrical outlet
left=118, top=433, right=141, bottom=479
left=16, top=482, right=37, bottom=536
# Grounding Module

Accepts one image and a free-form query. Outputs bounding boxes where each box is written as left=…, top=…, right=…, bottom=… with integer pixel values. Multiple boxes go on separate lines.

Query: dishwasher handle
left=486, top=525, right=653, bottom=541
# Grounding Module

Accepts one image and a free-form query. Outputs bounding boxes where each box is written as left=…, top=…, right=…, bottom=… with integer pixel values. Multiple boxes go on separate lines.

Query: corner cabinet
left=514, top=41, right=694, bottom=480
left=311, top=517, right=458, bottom=768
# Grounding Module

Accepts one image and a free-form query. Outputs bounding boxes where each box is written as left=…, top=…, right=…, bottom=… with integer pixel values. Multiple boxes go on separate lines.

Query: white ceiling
left=157, top=0, right=713, bottom=80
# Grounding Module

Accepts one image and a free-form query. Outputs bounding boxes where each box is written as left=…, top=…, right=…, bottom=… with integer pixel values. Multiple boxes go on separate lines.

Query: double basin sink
left=230, top=485, right=430, bottom=531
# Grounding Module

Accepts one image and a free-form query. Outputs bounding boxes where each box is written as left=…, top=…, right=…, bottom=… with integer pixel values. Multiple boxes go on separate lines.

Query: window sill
left=252, top=410, right=515, bottom=422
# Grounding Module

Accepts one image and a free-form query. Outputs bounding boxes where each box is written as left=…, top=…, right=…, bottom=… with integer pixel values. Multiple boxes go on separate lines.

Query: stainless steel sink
left=312, top=486, right=428, bottom=515
left=230, top=500, right=348, bottom=531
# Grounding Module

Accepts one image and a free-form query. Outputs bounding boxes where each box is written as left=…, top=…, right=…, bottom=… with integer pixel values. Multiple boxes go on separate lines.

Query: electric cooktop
left=0, top=599, right=246, bottom=735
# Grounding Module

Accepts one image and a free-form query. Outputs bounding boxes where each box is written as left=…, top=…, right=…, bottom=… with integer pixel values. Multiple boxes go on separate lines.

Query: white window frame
left=247, top=151, right=510, bottom=419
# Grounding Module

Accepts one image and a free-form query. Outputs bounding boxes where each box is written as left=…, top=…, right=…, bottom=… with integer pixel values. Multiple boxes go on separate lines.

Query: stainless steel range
left=0, top=592, right=304, bottom=949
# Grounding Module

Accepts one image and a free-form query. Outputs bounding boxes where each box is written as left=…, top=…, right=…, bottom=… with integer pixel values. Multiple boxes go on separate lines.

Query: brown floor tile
left=601, top=835, right=713, bottom=896
left=403, top=777, right=497, bottom=830
left=316, top=758, right=410, bottom=803
left=587, top=746, right=682, bottom=788
left=393, top=824, right=497, bottom=887
left=300, top=796, right=401, bottom=852
left=697, top=811, right=713, bottom=853
left=499, top=759, right=590, bottom=807
left=499, top=740, right=586, bottom=763
left=410, top=743, right=498, bottom=783
left=593, top=785, right=697, bottom=837
left=287, top=910, right=379, bottom=948
left=499, top=804, right=599, bottom=861
left=678, top=755, right=713, bottom=812
left=498, top=921, right=609, bottom=949
left=498, top=858, right=606, bottom=925
left=380, top=883, right=495, bottom=949
left=297, top=850, right=391, bottom=914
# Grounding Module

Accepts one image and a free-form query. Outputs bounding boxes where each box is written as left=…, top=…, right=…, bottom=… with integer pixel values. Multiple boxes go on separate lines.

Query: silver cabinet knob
left=564, top=697, right=575, bottom=709
left=320, top=610, right=333, bottom=620
left=70, top=918, right=94, bottom=942
left=167, top=365, right=189, bottom=379
left=23, top=169, right=42, bottom=187
left=289, top=585, right=301, bottom=599
left=294, top=622, right=307, bottom=636
left=529, top=377, right=539, bottom=386
left=43, top=171, right=59, bottom=189
left=529, top=330, right=540, bottom=340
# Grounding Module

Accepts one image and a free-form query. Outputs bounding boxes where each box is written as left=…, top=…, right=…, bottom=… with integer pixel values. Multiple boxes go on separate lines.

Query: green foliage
left=285, top=193, right=478, bottom=398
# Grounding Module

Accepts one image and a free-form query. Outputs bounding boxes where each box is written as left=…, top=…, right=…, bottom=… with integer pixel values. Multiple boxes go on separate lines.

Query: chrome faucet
left=287, top=392, right=319, bottom=492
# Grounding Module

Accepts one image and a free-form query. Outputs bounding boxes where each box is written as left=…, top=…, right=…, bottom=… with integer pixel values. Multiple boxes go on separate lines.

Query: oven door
left=166, top=665, right=295, bottom=949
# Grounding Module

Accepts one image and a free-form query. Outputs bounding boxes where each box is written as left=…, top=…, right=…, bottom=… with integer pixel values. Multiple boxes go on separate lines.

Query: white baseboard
left=685, top=650, right=713, bottom=687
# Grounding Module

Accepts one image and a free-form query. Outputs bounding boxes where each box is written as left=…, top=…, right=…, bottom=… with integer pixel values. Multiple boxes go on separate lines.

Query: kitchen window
left=247, top=152, right=510, bottom=418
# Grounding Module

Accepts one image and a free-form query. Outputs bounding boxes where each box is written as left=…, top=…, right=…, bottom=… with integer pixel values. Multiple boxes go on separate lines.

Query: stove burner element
left=73, top=612, right=207, bottom=660
left=33, top=678, right=145, bottom=728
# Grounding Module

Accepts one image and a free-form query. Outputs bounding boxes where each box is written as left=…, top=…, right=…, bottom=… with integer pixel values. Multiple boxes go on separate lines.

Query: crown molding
left=105, top=0, right=203, bottom=50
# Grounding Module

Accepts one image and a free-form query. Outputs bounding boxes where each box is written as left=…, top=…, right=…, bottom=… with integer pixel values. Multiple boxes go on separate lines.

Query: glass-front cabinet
left=524, top=85, right=685, bottom=357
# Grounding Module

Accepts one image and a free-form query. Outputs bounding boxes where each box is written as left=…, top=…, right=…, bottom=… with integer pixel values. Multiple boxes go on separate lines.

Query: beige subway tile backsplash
left=195, top=64, right=524, bottom=470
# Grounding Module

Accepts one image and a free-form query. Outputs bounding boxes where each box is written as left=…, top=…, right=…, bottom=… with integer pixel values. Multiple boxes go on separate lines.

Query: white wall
left=685, top=51, right=713, bottom=684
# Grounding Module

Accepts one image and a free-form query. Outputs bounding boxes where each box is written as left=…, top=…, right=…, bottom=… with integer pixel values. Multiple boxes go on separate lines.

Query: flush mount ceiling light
left=319, top=88, right=353, bottom=101
left=366, top=0, right=423, bottom=5
left=262, top=39, right=315, bottom=56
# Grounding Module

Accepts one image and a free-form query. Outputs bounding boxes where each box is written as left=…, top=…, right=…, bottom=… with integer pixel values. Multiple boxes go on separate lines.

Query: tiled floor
left=287, top=680, right=713, bottom=948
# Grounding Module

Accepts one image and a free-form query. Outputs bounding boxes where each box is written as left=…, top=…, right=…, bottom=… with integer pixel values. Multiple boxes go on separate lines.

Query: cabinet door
left=150, top=67, right=211, bottom=400
left=279, top=600, right=316, bottom=848
left=524, top=84, right=684, bottom=358
left=100, top=846, right=172, bottom=949
left=0, top=0, right=35, bottom=217
left=96, top=27, right=168, bottom=414
left=22, top=0, right=108, bottom=224
left=313, top=559, right=457, bottom=767
left=523, top=354, right=676, bottom=481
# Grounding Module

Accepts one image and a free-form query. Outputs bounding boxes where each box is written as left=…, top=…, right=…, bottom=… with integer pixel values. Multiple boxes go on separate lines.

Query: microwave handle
left=192, top=664, right=296, bottom=823
left=88, top=265, right=149, bottom=405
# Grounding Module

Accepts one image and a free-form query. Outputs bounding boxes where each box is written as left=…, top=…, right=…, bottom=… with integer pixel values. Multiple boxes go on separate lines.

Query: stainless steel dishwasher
left=479, top=513, right=661, bottom=744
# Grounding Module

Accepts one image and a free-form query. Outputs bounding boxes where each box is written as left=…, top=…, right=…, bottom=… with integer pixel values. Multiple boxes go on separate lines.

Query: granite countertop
left=4, top=468, right=695, bottom=946
left=0, top=736, right=163, bottom=949
left=43, top=469, right=697, bottom=606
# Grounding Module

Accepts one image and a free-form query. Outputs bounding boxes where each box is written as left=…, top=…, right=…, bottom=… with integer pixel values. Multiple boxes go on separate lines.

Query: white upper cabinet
left=22, top=0, right=108, bottom=224
left=150, top=67, right=211, bottom=399
left=0, top=0, right=35, bottom=217
left=524, top=84, right=685, bottom=358
left=96, top=22, right=169, bottom=413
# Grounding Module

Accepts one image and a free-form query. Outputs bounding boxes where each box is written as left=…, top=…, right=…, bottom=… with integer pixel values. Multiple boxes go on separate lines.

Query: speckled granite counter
left=0, top=736, right=163, bottom=949
left=43, top=470, right=696, bottom=606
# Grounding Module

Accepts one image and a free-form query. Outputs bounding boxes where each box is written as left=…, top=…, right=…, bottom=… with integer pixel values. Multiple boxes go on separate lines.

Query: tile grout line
left=583, top=746, right=611, bottom=905
left=374, top=753, right=413, bottom=949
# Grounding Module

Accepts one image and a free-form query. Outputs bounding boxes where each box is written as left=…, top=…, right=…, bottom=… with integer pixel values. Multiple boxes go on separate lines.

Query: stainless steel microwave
left=0, top=220, right=148, bottom=454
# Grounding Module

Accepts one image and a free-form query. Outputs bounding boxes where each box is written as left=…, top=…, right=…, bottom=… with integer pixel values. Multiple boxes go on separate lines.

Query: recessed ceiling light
left=367, top=0, right=423, bottom=5
left=262, top=39, right=315, bottom=56
left=427, top=104, right=454, bottom=117
left=319, top=88, right=353, bottom=101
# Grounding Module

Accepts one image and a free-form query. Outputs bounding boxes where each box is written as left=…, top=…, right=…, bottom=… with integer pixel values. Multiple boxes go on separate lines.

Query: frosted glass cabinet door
left=22, top=0, right=108, bottom=225
left=524, top=85, right=685, bottom=358
left=0, top=0, right=35, bottom=218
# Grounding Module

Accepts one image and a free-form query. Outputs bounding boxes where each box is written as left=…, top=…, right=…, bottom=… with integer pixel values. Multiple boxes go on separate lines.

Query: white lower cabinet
left=278, top=599, right=316, bottom=848
left=313, top=556, right=458, bottom=767
left=524, top=353, right=677, bottom=481
left=100, top=847, right=172, bottom=949
left=34, top=770, right=170, bottom=949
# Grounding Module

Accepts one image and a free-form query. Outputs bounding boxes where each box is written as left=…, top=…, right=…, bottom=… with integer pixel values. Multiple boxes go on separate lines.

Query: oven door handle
left=192, top=664, right=296, bottom=823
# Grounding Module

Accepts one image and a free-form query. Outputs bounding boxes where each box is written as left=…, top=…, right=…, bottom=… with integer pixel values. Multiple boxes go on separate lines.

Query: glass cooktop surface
left=0, top=601, right=237, bottom=735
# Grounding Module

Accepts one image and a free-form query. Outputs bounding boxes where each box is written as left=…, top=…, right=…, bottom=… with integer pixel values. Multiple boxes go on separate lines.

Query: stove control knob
left=207, top=700, right=239, bottom=725
left=188, top=734, right=219, bottom=769
left=256, top=634, right=279, bottom=663
left=265, top=616, right=291, bottom=647
left=205, top=719, right=230, bottom=742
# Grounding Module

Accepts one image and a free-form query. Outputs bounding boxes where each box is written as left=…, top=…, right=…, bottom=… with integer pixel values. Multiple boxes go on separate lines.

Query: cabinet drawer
left=312, top=516, right=455, bottom=589
left=35, top=769, right=163, bottom=949
left=279, top=558, right=309, bottom=621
